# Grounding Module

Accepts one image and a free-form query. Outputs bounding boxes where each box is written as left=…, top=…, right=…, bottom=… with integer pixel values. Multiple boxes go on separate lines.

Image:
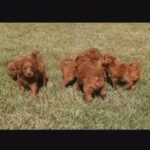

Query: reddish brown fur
left=30, top=51, right=48, bottom=86
left=6, top=59, right=22, bottom=81
left=75, top=57, right=107, bottom=102
left=103, top=54, right=141, bottom=90
left=76, top=48, right=103, bottom=66
left=60, top=58, right=76, bottom=88
left=17, top=58, right=38, bottom=98
left=6, top=51, right=48, bottom=99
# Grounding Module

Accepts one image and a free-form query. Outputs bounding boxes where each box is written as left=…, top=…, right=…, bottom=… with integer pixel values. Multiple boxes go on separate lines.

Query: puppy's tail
left=31, top=50, right=40, bottom=59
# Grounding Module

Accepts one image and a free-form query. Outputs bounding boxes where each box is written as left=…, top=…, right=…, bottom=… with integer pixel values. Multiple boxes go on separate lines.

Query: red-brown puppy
left=17, top=57, right=39, bottom=98
left=16, top=51, right=48, bottom=99
left=103, top=54, right=141, bottom=90
left=75, top=57, right=107, bottom=102
left=60, top=58, right=76, bottom=88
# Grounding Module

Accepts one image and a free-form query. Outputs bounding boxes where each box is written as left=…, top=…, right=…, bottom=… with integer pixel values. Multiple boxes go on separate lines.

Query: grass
left=0, top=23, right=150, bottom=129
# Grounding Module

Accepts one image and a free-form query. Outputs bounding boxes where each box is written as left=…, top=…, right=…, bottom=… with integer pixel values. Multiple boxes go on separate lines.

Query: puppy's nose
left=26, top=71, right=33, bottom=77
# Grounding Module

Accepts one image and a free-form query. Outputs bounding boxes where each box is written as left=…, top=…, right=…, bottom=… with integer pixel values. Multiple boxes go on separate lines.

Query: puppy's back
left=76, top=48, right=103, bottom=66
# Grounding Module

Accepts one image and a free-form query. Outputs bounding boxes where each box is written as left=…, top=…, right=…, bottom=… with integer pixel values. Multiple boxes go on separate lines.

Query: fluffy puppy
left=75, top=58, right=107, bottom=102
left=17, top=51, right=48, bottom=98
left=103, top=54, right=141, bottom=90
left=17, top=57, right=39, bottom=98
left=60, top=58, right=76, bottom=88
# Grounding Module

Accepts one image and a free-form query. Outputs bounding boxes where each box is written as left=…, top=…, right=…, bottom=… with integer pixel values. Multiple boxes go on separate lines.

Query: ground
left=0, top=23, right=150, bottom=129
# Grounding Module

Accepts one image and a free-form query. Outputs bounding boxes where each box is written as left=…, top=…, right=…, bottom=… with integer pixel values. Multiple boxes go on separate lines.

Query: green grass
left=0, top=23, right=150, bottom=129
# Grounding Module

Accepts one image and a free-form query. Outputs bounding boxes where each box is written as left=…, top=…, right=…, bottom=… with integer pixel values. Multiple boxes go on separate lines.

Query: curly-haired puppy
left=60, top=58, right=76, bottom=88
left=103, top=54, right=141, bottom=90
left=16, top=51, right=48, bottom=98
left=75, top=58, right=107, bottom=102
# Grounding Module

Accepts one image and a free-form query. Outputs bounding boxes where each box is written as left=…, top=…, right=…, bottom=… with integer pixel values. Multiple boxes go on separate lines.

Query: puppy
left=17, top=51, right=48, bottom=98
left=75, top=58, right=107, bottom=102
left=60, top=58, right=76, bottom=88
left=16, top=57, right=39, bottom=98
left=103, top=54, right=141, bottom=90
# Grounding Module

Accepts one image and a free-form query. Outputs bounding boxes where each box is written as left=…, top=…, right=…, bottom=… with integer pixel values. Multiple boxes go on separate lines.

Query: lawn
left=0, top=23, right=150, bottom=129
